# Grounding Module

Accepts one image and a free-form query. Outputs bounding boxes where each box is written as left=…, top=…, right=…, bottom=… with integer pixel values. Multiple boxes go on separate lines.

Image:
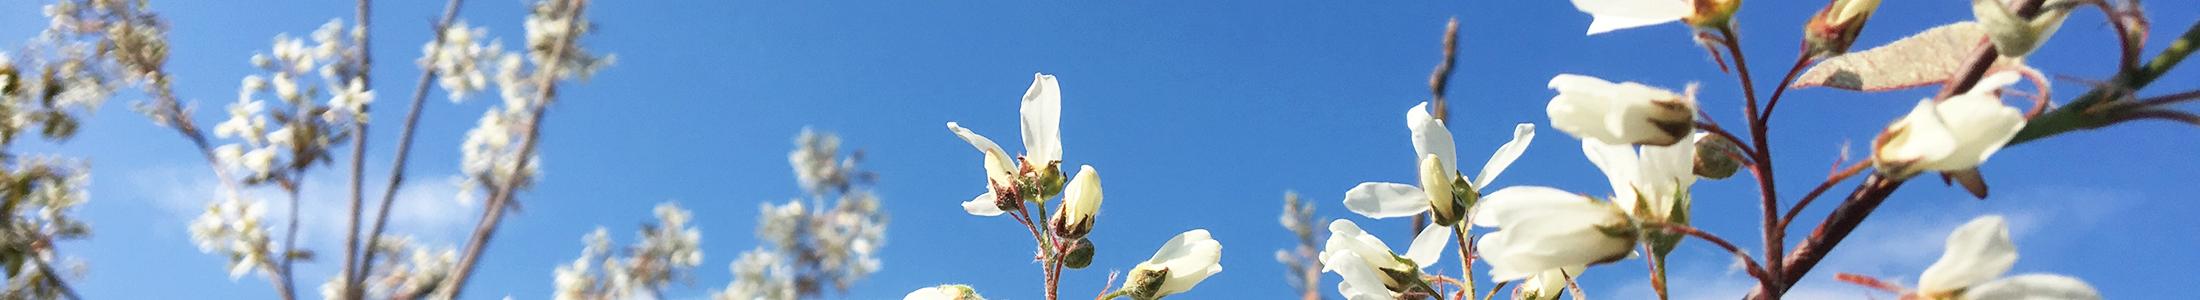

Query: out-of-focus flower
left=1908, top=215, right=2098, bottom=300
left=1320, top=219, right=1450, bottom=300
left=1473, top=186, right=1635, bottom=283
left=1123, top=229, right=1223, bottom=299
left=1972, top=0, right=2078, bottom=58
left=1547, top=74, right=1696, bottom=146
left=1343, top=102, right=1534, bottom=224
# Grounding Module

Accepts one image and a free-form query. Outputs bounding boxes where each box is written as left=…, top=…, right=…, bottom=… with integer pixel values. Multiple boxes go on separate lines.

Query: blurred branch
left=353, top=0, right=467, bottom=298
left=443, top=0, right=590, bottom=297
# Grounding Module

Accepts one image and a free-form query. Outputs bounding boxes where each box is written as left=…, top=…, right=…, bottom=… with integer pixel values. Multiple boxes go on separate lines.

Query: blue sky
left=6, top=0, right=2199, bottom=299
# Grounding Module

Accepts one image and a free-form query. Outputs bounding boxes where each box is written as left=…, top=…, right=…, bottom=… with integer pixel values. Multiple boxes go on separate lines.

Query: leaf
left=1794, top=22, right=2024, bottom=92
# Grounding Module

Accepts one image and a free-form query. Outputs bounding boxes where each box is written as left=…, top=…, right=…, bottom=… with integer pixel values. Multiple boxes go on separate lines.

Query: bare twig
left=441, top=0, right=589, bottom=297
left=353, top=0, right=467, bottom=297
left=1778, top=161, right=1869, bottom=230
left=1713, top=26, right=1786, bottom=296
left=1643, top=222, right=1775, bottom=291
left=338, top=0, right=374, bottom=296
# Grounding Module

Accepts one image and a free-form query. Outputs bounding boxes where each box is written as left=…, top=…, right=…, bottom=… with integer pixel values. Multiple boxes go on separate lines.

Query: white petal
left=1928, top=80, right=2027, bottom=172
left=1324, top=220, right=1403, bottom=271
left=1475, top=123, right=1537, bottom=188
left=1020, top=73, right=1063, bottom=164
left=1572, top=0, right=1691, bottom=35
left=1474, top=187, right=1632, bottom=282
left=1404, top=224, right=1453, bottom=269
left=1472, top=186, right=1587, bottom=228
left=1959, top=274, right=2100, bottom=300
left=1875, top=100, right=1959, bottom=176
left=1325, top=251, right=1393, bottom=300
left=962, top=192, right=1004, bottom=217
left=1919, top=215, right=2017, bottom=293
left=1343, top=182, right=1430, bottom=219
left=947, top=122, right=1018, bottom=185
left=1059, top=165, right=1103, bottom=228
left=1409, top=102, right=1459, bottom=174
left=1549, top=75, right=1623, bottom=143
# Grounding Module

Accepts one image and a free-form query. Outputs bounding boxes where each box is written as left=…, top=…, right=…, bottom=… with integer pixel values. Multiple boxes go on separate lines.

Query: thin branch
left=1778, top=161, right=1869, bottom=230
left=2137, top=89, right=2200, bottom=107
left=441, top=0, right=589, bottom=297
left=1642, top=222, right=1776, bottom=291
left=353, top=0, right=467, bottom=297
left=1714, top=26, right=1786, bottom=295
left=1450, top=225, right=1476, bottom=298
left=1757, top=55, right=1815, bottom=122
left=278, top=183, right=303, bottom=300
left=1416, top=17, right=1461, bottom=236
left=1694, top=121, right=1759, bottom=161
left=338, top=0, right=374, bottom=296
left=1935, top=0, right=2049, bottom=100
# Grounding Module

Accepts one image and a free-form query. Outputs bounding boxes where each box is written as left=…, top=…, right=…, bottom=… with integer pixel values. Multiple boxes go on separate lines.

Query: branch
left=1713, top=26, right=1786, bottom=295
left=338, top=0, right=374, bottom=297
left=441, top=0, right=589, bottom=297
left=1778, top=161, right=1869, bottom=229
left=1642, top=223, right=1776, bottom=295
left=353, top=0, right=467, bottom=297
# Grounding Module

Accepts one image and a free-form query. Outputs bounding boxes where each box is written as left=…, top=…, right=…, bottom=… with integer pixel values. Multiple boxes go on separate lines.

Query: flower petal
left=1472, top=186, right=1588, bottom=228
left=1572, top=0, right=1691, bottom=35
left=1919, top=215, right=2018, bottom=293
left=1409, top=102, right=1459, bottom=175
left=1959, top=273, right=2100, bottom=300
left=1404, top=224, right=1453, bottom=269
left=1139, top=229, right=1223, bottom=296
left=947, top=122, right=1018, bottom=185
left=1475, top=123, right=1537, bottom=188
left=1325, top=251, right=1393, bottom=300
left=1875, top=100, right=1959, bottom=177
left=1020, top=73, right=1063, bottom=164
left=962, top=192, right=1004, bottom=217
left=1344, top=182, right=1431, bottom=219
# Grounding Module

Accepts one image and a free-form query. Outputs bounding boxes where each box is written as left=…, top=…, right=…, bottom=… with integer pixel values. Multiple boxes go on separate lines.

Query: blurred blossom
left=552, top=203, right=706, bottom=299
left=718, top=130, right=887, bottom=299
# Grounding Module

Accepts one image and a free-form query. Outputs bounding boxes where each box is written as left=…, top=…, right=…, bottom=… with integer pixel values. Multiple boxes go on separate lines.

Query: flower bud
left=1692, top=133, right=1744, bottom=179
left=903, top=284, right=986, bottom=300
left=1972, top=0, right=2076, bottom=58
left=1871, top=73, right=2025, bottom=179
left=1547, top=74, right=1697, bottom=146
left=1803, top=0, right=1882, bottom=59
left=1031, top=161, right=1066, bottom=200
left=1125, top=229, right=1222, bottom=300
left=1063, top=237, right=1095, bottom=269
left=1418, top=155, right=1466, bottom=225
left=1050, top=165, right=1102, bottom=240
left=1685, top=0, right=1743, bottom=29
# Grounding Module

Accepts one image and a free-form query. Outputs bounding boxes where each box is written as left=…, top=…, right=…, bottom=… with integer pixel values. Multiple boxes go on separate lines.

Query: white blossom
left=1581, top=134, right=1697, bottom=221
left=1319, top=219, right=1450, bottom=300
left=1873, top=72, right=2027, bottom=178
left=1911, top=215, right=2098, bottom=300
left=1343, top=102, right=1535, bottom=221
left=903, top=284, right=984, bottom=300
left=1569, top=0, right=1692, bottom=35
left=1126, top=229, right=1223, bottom=298
left=947, top=73, right=1074, bottom=216
left=1547, top=74, right=1697, bottom=146
left=1051, top=165, right=1102, bottom=238
left=1472, top=186, right=1634, bottom=282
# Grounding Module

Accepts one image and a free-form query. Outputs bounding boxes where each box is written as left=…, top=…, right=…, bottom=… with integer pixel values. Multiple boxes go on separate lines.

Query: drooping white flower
left=1547, top=74, right=1697, bottom=146
left=1582, top=134, right=1697, bottom=221
left=1570, top=0, right=1692, bottom=35
left=1472, top=186, right=1634, bottom=282
left=1344, top=102, right=1535, bottom=222
left=1911, top=215, right=2098, bottom=300
left=1126, top=229, right=1223, bottom=298
left=1872, top=72, right=2027, bottom=179
left=1515, top=266, right=1587, bottom=300
left=1320, top=219, right=1451, bottom=300
left=1051, top=165, right=1102, bottom=238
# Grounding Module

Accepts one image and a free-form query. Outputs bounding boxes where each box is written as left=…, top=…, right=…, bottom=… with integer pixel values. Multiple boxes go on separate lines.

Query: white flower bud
left=1419, top=154, right=1462, bottom=225
left=1473, top=186, right=1635, bottom=282
left=1547, top=74, right=1697, bottom=146
left=1051, top=165, right=1102, bottom=239
left=1125, top=229, right=1222, bottom=299
left=1872, top=72, right=2027, bottom=179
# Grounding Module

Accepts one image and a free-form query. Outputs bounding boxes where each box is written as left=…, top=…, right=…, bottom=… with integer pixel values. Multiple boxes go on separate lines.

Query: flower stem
left=1715, top=25, right=1786, bottom=297
left=1450, top=225, right=1475, bottom=298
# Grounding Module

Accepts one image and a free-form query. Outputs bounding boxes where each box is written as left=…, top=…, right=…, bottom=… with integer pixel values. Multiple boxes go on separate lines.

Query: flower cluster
left=718, top=129, right=888, bottom=300
left=186, top=193, right=278, bottom=280
left=212, top=19, right=370, bottom=183
left=929, top=74, right=1222, bottom=300
left=552, top=202, right=706, bottom=300
left=332, top=235, right=458, bottom=300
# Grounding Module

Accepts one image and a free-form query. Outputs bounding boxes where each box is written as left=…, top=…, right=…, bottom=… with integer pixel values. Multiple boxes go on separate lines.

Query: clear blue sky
left=5, top=0, right=2197, bottom=299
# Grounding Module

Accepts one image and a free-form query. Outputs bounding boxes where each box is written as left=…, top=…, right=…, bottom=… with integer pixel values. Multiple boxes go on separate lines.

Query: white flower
left=904, top=284, right=984, bottom=300
left=1912, top=215, right=2098, bottom=300
left=1051, top=165, right=1102, bottom=238
left=1570, top=0, right=1692, bottom=35
left=1320, top=219, right=1450, bottom=300
left=1127, top=229, right=1223, bottom=298
left=1547, top=74, right=1697, bottom=146
left=947, top=73, right=1071, bottom=216
left=325, top=78, right=374, bottom=122
left=1581, top=134, right=1697, bottom=221
left=1972, top=0, right=2074, bottom=58
left=1344, top=102, right=1535, bottom=221
left=1872, top=72, right=2027, bottom=179
left=242, top=147, right=279, bottom=177
left=1515, top=266, right=1586, bottom=300
left=1472, top=186, right=1634, bottom=282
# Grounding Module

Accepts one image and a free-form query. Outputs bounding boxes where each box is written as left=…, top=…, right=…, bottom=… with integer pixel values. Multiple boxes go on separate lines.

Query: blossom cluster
left=719, top=129, right=889, bottom=300
left=553, top=202, right=706, bottom=300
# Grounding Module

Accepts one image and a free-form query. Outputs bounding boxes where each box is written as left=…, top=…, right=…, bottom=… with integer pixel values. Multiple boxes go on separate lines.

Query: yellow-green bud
left=1418, top=155, right=1465, bottom=225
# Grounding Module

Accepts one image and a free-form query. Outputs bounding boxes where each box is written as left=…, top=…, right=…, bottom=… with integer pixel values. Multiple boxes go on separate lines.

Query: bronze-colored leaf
left=1794, top=22, right=2023, bottom=92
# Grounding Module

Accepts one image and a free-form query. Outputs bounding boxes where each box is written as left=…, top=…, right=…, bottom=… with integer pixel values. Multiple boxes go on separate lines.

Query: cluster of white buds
left=186, top=193, right=278, bottom=280
left=422, top=21, right=503, bottom=101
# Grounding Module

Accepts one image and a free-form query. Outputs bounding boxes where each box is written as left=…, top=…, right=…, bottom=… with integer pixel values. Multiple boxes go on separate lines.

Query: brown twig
left=352, top=0, right=467, bottom=297
left=1713, top=26, right=1787, bottom=296
left=441, top=0, right=589, bottom=297
left=1643, top=222, right=1776, bottom=291
left=1935, top=0, right=2049, bottom=100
